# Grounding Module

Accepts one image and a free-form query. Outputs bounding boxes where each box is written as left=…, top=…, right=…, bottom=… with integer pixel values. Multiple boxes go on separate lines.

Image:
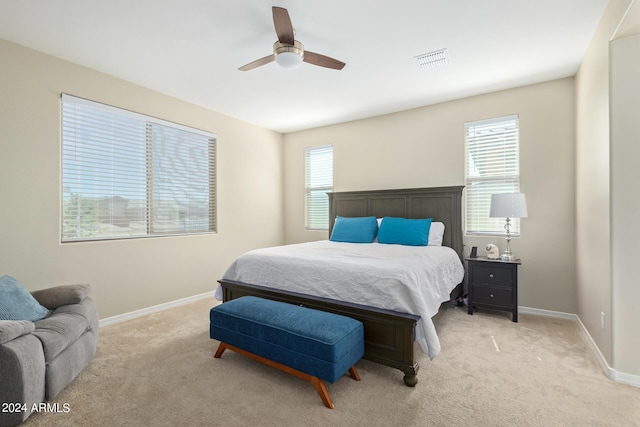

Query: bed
left=217, top=186, right=465, bottom=386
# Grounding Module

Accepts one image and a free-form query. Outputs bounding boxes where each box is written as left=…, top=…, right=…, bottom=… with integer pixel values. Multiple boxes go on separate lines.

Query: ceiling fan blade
left=238, top=54, right=275, bottom=71
left=272, top=6, right=295, bottom=45
left=303, top=51, right=346, bottom=70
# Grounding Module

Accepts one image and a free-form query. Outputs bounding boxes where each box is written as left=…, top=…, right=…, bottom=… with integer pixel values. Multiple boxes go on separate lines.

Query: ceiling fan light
left=274, top=40, right=304, bottom=69
left=276, top=51, right=303, bottom=68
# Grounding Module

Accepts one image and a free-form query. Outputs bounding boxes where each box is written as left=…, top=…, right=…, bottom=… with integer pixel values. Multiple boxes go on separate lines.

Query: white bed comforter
left=215, top=240, right=464, bottom=360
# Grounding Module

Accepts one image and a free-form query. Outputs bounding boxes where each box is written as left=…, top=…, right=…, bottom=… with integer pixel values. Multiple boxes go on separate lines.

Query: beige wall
left=575, top=0, right=639, bottom=378
left=0, top=38, right=284, bottom=319
left=284, top=78, right=576, bottom=313
left=610, top=33, right=640, bottom=376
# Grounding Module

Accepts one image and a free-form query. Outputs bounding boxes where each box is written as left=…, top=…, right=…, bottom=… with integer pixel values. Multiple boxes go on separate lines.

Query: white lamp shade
left=275, top=51, right=303, bottom=69
left=489, top=193, right=528, bottom=218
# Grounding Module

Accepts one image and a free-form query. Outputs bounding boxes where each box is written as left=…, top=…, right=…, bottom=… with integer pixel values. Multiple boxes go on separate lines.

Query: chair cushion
left=0, top=320, right=35, bottom=344
left=210, top=296, right=364, bottom=383
left=32, top=301, right=93, bottom=362
left=31, top=284, right=91, bottom=310
left=0, top=275, right=49, bottom=321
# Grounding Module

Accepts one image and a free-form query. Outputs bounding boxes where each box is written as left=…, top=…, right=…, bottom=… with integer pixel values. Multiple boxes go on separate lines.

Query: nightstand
left=466, top=257, right=520, bottom=322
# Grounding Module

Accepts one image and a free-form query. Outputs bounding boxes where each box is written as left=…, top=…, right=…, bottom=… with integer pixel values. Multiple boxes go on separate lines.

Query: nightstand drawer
left=471, top=285, right=513, bottom=308
left=471, top=265, right=513, bottom=287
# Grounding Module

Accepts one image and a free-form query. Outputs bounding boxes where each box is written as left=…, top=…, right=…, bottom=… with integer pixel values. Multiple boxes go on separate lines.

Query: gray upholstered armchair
left=0, top=284, right=98, bottom=426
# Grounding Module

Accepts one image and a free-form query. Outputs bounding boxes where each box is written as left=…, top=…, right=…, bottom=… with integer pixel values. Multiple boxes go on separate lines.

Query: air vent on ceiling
left=415, top=48, right=449, bottom=70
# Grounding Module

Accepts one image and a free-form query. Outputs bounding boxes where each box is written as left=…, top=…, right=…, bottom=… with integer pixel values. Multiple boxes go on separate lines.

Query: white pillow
left=428, top=222, right=445, bottom=246
left=373, top=218, right=383, bottom=242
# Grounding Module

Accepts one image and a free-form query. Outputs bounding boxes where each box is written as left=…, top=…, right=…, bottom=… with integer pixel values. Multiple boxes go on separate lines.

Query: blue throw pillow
left=0, top=275, right=49, bottom=321
left=330, top=216, right=378, bottom=243
left=378, top=217, right=433, bottom=246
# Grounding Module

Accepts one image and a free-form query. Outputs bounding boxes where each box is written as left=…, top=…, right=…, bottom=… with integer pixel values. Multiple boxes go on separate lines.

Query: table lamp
left=489, top=193, right=528, bottom=261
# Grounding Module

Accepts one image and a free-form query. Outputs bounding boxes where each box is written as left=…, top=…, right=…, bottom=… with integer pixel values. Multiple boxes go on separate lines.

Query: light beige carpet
left=23, top=297, right=640, bottom=427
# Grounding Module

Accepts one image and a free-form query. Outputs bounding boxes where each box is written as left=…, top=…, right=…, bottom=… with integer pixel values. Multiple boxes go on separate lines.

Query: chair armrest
left=31, top=284, right=92, bottom=310
left=0, top=320, right=35, bottom=344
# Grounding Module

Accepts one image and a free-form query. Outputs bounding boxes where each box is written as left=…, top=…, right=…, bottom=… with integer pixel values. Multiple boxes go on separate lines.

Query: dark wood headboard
left=328, top=186, right=464, bottom=261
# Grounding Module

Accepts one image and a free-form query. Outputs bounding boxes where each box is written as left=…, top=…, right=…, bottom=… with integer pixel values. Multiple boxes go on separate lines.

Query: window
left=465, top=115, right=520, bottom=236
left=304, top=145, right=333, bottom=230
left=61, top=94, right=216, bottom=242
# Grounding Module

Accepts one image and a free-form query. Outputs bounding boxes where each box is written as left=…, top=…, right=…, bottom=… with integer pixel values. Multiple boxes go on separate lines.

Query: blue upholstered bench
left=210, top=296, right=364, bottom=408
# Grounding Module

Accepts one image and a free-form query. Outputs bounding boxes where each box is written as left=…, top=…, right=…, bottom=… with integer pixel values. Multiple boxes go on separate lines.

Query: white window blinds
left=305, top=145, right=333, bottom=230
left=465, top=115, right=520, bottom=236
left=61, top=94, right=216, bottom=242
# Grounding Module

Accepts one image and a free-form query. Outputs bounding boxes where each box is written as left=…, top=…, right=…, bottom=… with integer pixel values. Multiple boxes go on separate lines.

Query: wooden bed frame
left=218, top=186, right=464, bottom=387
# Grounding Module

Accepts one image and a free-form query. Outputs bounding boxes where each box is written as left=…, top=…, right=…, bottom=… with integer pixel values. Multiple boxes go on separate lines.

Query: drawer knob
left=490, top=293, right=494, bottom=298
left=489, top=274, right=494, bottom=278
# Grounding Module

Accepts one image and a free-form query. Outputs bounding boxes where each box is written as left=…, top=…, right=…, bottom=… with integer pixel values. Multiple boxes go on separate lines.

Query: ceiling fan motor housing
left=273, top=40, right=304, bottom=68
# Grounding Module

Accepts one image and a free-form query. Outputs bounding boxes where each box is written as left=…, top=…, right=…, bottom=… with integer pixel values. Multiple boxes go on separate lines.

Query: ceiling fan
left=239, top=6, right=346, bottom=71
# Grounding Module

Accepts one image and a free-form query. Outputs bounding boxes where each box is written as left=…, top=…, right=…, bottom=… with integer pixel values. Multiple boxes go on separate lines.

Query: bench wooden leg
left=214, top=342, right=228, bottom=358
left=213, top=341, right=349, bottom=409
left=348, top=366, right=360, bottom=381
left=309, top=376, right=334, bottom=409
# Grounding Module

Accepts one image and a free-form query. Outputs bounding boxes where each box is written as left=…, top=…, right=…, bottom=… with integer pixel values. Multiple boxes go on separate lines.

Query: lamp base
left=500, top=253, right=520, bottom=262
left=501, top=217, right=520, bottom=262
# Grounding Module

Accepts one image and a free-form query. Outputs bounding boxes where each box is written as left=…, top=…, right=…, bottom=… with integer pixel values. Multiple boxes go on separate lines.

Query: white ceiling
left=0, top=0, right=608, bottom=133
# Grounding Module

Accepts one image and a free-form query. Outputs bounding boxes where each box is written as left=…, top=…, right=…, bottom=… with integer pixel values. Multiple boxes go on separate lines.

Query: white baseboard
left=99, top=291, right=216, bottom=328
left=522, top=306, right=640, bottom=388
left=574, top=316, right=640, bottom=388
left=518, top=305, right=577, bottom=320
left=574, top=315, right=614, bottom=376
left=610, top=369, right=640, bottom=387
